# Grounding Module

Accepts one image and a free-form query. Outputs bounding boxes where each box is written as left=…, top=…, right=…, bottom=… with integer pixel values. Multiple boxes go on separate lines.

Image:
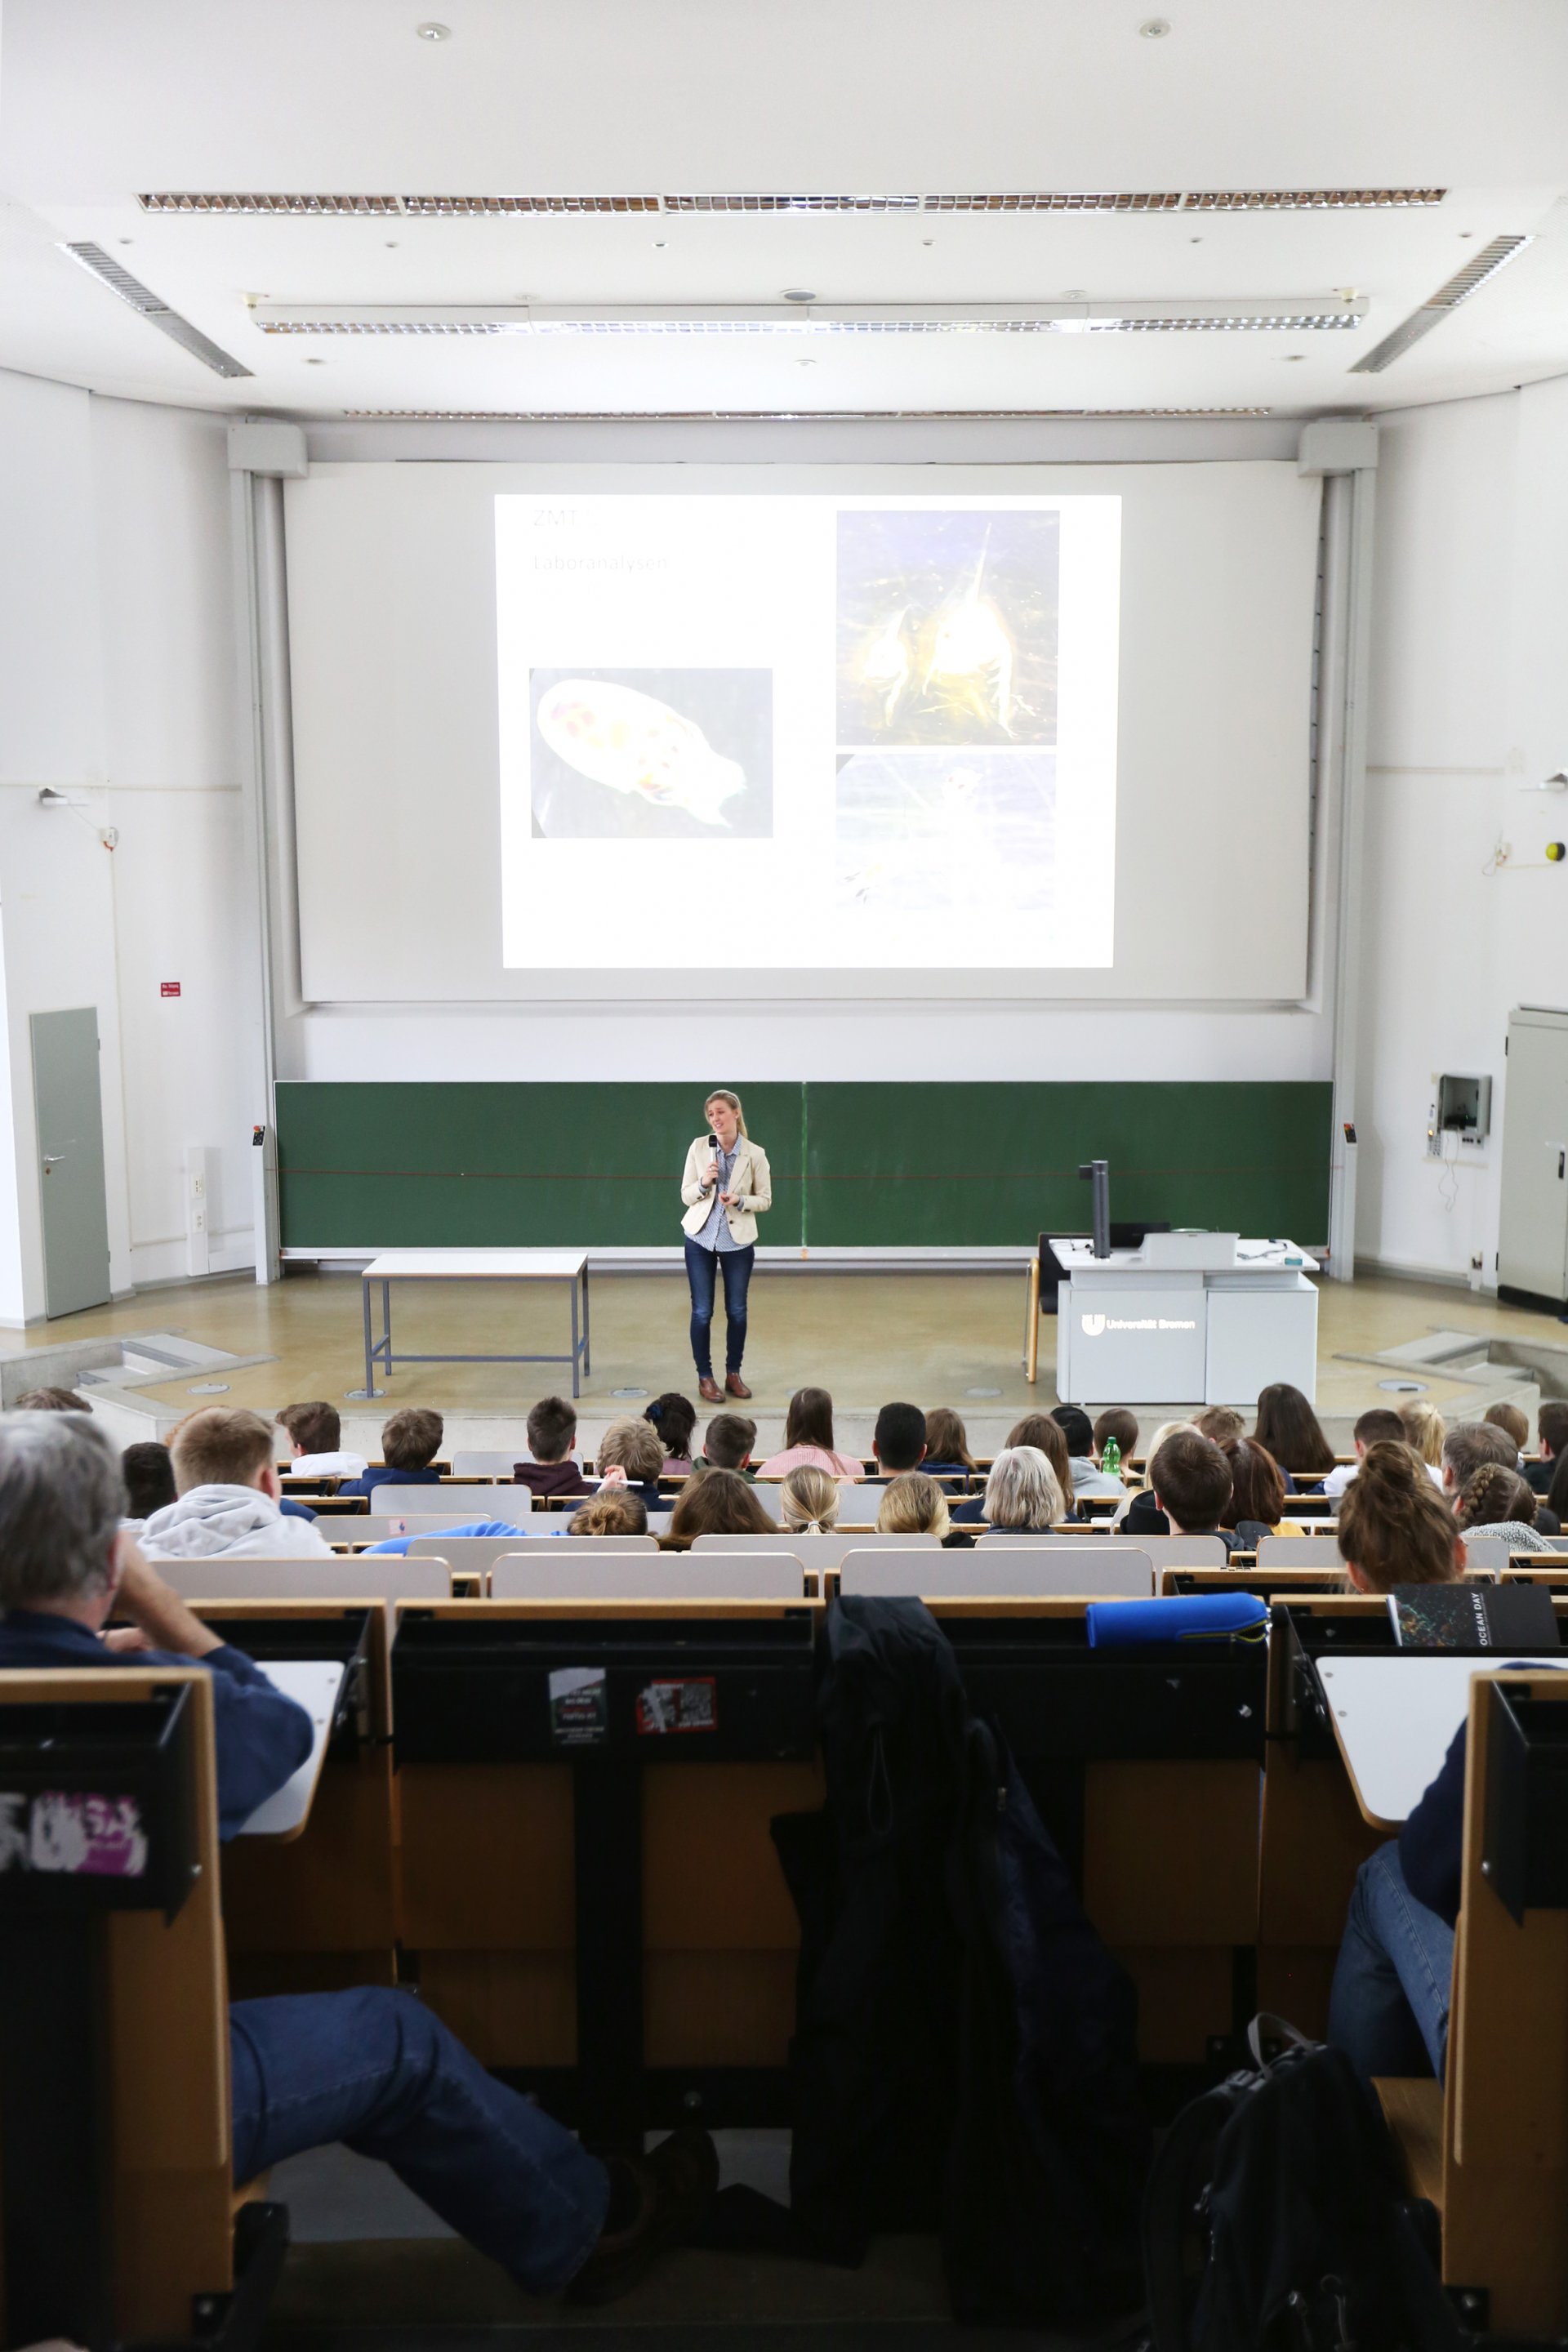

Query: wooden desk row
left=6, top=1588, right=1566, bottom=2340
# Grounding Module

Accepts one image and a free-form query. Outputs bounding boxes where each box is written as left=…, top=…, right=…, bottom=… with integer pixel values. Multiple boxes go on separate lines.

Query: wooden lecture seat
left=0, top=1665, right=285, bottom=2345
left=1376, top=1669, right=1568, bottom=2337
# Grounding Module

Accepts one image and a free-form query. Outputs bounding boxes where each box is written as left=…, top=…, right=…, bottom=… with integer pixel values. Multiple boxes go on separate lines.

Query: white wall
left=1358, top=376, right=1568, bottom=1286
left=0, top=367, right=252, bottom=1321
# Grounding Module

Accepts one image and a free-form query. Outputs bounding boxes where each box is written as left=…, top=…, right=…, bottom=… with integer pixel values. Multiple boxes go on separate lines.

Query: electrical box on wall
left=1427, top=1073, right=1493, bottom=1158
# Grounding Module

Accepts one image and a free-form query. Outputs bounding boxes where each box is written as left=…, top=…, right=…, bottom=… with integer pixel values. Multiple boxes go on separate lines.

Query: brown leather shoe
left=698, top=1376, right=724, bottom=1404
left=724, top=1372, right=752, bottom=1399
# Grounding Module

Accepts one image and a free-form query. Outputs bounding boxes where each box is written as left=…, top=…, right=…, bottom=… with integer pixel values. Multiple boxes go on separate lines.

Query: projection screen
left=284, top=461, right=1321, bottom=1002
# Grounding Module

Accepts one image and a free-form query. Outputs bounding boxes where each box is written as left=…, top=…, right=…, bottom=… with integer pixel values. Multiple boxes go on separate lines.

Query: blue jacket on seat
left=336, top=1465, right=443, bottom=1499
left=0, top=1609, right=314, bottom=1839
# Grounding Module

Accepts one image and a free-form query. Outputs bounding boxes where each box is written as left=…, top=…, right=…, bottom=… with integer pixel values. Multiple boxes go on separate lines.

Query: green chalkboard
left=276, top=1080, right=1331, bottom=1251
left=802, top=1083, right=1332, bottom=1246
left=275, top=1083, right=805, bottom=1249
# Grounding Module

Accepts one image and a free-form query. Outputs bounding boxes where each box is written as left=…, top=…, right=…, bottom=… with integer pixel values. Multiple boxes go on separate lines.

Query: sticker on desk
left=550, top=1666, right=608, bottom=1748
left=0, top=1790, right=148, bottom=1877
left=635, top=1676, right=717, bottom=1736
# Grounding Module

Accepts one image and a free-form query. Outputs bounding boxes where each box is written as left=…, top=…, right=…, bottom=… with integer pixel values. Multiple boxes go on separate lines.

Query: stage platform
left=2, top=1263, right=1563, bottom=1463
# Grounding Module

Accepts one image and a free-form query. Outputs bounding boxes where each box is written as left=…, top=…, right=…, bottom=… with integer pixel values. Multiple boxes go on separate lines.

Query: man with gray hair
left=0, top=1410, right=314, bottom=1834
left=0, top=1410, right=717, bottom=2301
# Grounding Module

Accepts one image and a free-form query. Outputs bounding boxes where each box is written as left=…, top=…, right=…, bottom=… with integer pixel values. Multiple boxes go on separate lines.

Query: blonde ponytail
left=781, top=1464, right=839, bottom=1534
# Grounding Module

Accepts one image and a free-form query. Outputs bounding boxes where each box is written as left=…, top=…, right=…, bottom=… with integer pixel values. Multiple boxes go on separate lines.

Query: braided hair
left=1455, top=1461, right=1538, bottom=1532
left=1336, top=1439, right=1461, bottom=1592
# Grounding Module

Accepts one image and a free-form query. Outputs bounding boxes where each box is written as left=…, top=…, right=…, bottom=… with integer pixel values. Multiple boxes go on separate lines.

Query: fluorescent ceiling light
left=60, top=242, right=252, bottom=376
left=140, top=187, right=1445, bottom=217
left=252, top=297, right=1366, bottom=337
left=1350, top=234, right=1532, bottom=372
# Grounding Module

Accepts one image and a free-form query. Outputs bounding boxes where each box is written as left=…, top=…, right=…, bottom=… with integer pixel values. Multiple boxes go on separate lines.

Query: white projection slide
left=495, top=492, right=1120, bottom=971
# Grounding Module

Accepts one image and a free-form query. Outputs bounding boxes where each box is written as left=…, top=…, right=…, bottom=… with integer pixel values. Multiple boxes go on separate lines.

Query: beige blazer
left=680, top=1134, right=773, bottom=1247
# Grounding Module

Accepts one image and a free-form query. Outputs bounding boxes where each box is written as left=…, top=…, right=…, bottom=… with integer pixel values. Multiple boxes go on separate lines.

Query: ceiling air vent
left=1350, top=234, right=1533, bottom=372
left=401, top=193, right=661, bottom=215
left=60, top=243, right=252, bottom=376
left=339, top=406, right=1275, bottom=422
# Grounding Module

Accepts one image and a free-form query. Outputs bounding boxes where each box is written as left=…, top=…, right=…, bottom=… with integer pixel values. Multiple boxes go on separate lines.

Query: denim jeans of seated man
left=1327, top=1842, right=1454, bottom=2085
left=684, top=1238, right=754, bottom=1378
left=229, top=1988, right=608, bottom=2294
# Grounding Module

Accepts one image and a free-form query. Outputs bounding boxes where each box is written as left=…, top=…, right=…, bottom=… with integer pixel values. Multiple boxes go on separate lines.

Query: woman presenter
left=680, top=1089, right=772, bottom=1405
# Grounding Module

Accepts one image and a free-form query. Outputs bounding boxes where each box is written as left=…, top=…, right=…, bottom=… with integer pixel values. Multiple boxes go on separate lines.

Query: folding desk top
left=362, top=1249, right=587, bottom=1280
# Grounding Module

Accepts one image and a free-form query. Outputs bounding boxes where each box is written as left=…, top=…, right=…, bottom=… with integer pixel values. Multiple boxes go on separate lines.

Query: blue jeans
left=684, top=1239, right=753, bottom=1378
left=1327, top=1842, right=1454, bottom=2084
left=229, top=1989, right=608, bottom=2293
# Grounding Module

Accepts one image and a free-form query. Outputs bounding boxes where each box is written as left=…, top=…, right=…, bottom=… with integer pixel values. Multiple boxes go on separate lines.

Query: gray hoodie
left=1067, top=1455, right=1125, bottom=1499
left=139, top=1483, right=335, bottom=1561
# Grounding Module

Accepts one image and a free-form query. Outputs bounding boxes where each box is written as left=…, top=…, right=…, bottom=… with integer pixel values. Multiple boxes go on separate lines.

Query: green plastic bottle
left=1100, top=1435, right=1121, bottom=1482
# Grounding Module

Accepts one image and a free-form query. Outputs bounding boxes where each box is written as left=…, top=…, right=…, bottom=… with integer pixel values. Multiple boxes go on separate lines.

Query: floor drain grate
left=188, top=1380, right=230, bottom=1395
left=1378, top=1378, right=1428, bottom=1393
left=612, top=1387, right=649, bottom=1399
left=966, top=1386, right=1003, bottom=1398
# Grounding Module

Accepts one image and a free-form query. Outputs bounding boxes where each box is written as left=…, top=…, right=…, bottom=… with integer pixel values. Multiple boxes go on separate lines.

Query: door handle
left=42, top=1155, right=65, bottom=1168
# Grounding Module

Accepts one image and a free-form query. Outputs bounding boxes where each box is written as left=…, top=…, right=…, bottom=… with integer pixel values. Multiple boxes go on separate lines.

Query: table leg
left=581, top=1262, right=591, bottom=1375
left=1025, top=1257, right=1040, bottom=1383
left=569, top=1278, right=581, bottom=1400
left=383, top=1279, right=392, bottom=1379
left=363, top=1279, right=374, bottom=1399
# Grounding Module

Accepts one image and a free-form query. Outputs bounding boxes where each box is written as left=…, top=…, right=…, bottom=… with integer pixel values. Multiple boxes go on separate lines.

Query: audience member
left=1220, top=1437, right=1292, bottom=1548
left=0, top=1408, right=716, bottom=2297
left=1148, top=1428, right=1236, bottom=1552
left=1328, top=1441, right=1464, bottom=2087
left=699, top=1413, right=757, bottom=1476
left=665, top=1468, right=774, bottom=1543
left=1440, top=1419, right=1519, bottom=1503
left=1050, top=1404, right=1124, bottom=1499
left=1092, top=1405, right=1139, bottom=1464
left=1398, top=1399, right=1447, bottom=1471
left=1320, top=1408, right=1410, bottom=1499
left=1113, top=1418, right=1192, bottom=1536
left=1192, top=1405, right=1245, bottom=1446
left=140, top=1407, right=333, bottom=1560
left=514, top=1396, right=593, bottom=1499
left=338, top=1409, right=445, bottom=1498
left=595, top=1419, right=665, bottom=1512
left=780, top=1465, right=839, bottom=1533
left=1253, top=1382, right=1335, bottom=1480
left=121, top=1438, right=177, bottom=1522
left=871, top=1401, right=926, bottom=1479
left=274, top=1401, right=368, bottom=1481
left=14, top=1385, right=92, bottom=1411
left=569, top=1490, right=648, bottom=1536
left=757, top=1387, right=862, bottom=1479
left=951, top=1410, right=1070, bottom=1526
left=922, top=1406, right=976, bottom=1475
left=1454, top=1463, right=1552, bottom=1551
left=1337, top=1440, right=1463, bottom=1595
left=644, top=1392, right=697, bottom=1474
left=981, top=1446, right=1065, bottom=1533
left=876, top=1470, right=953, bottom=1542
left=1483, top=1399, right=1530, bottom=1464
left=1526, top=1399, right=1568, bottom=1497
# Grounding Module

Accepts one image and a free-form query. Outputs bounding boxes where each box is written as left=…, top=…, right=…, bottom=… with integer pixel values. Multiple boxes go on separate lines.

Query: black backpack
left=1142, top=2017, right=1462, bottom=2352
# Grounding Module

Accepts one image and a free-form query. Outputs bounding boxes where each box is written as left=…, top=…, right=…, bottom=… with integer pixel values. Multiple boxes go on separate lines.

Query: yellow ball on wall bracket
left=1548, top=841, right=1566, bottom=862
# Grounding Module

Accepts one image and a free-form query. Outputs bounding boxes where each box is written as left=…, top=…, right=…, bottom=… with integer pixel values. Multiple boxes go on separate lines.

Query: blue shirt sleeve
left=1400, top=1722, right=1466, bottom=1928
left=198, top=1644, right=316, bottom=1839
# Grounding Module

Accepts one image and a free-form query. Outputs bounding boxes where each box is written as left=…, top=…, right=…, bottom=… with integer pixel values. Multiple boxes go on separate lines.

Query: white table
left=1052, top=1235, right=1318, bottom=1405
left=359, top=1248, right=590, bottom=1399
left=1317, top=1654, right=1565, bottom=1829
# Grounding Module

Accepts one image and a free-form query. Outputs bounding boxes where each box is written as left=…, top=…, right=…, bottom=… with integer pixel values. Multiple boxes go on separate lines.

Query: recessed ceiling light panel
left=1350, top=233, right=1532, bottom=372
left=60, top=241, right=252, bottom=376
